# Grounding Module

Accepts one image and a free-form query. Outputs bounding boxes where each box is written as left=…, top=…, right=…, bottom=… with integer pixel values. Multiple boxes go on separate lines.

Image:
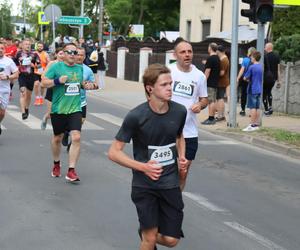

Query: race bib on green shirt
left=64, top=82, right=80, bottom=96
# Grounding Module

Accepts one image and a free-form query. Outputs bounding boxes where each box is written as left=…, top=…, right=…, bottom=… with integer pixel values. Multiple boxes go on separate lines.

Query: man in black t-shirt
left=202, top=43, right=220, bottom=125
left=263, top=42, right=280, bottom=116
left=108, top=64, right=187, bottom=250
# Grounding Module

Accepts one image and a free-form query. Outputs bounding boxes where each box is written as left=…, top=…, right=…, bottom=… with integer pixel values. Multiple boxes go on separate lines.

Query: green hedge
left=274, top=34, right=300, bottom=63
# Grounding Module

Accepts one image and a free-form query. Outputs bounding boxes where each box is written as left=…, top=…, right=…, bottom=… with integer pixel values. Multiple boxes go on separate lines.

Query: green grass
left=256, top=128, right=300, bottom=147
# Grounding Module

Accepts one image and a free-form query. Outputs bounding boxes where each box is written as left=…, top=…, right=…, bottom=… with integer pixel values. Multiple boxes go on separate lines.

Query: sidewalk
left=89, top=77, right=300, bottom=159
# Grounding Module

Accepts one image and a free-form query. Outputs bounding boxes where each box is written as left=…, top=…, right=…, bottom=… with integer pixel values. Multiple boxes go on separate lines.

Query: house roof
left=208, top=25, right=267, bottom=44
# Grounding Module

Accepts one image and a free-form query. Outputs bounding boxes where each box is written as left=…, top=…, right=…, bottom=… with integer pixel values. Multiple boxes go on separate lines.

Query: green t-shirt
left=45, top=61, right=83, bottom=114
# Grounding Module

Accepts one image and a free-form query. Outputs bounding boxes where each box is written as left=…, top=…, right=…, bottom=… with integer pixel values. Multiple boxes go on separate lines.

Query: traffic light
left=256, top=0, right=273, bottom=23
left=22, top=27, right=26, bottom=34
left=42, top=25, right=46, bottom=33
left=241, top=0, right=256, bottom=23
left=241, top=0, right=274, bottom=24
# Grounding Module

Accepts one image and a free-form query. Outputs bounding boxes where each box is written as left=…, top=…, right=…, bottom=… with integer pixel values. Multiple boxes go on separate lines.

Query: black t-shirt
left=264, top=52, right=280, bottom=81
left=205, top=54, right=220, bottom=88
left=115, top=101, right=187, bottom=189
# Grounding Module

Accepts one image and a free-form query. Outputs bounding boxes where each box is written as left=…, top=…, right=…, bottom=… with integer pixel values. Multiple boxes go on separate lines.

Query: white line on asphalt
left=82, top=141, right=93, bottom=147
left=198, top=140, right=239, bottom=145
left=82, top=120, right=104, bottom=130
left=183, top=192, right=228, bottom=212
left=7, top=109, right=52, bottom=130
left=90, top=113, right=123, bottom=127
left=93, top=140, right=114, bottom=145
left=224, top=221, right=287, bottom=250
left=7, top=104, right=18, bottom=110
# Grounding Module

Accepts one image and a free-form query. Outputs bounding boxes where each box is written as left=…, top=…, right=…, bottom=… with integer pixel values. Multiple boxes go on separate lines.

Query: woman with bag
left=97, top=51, right=107, bottom=89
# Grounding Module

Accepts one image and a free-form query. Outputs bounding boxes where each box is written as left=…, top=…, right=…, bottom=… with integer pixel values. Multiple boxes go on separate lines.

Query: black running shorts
left=185, top=137, right=198, bottom=161
left=18, top=73, right=35, bottom=91
left=81, top=105, right=87, bottom=119
left=50, top=112, right=82, bottom=135
left=131, top=187, right=184, bottom=239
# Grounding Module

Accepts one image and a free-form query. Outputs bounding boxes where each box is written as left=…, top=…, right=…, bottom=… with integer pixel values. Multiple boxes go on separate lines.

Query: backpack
left=89, top=50, right=98, bottom=63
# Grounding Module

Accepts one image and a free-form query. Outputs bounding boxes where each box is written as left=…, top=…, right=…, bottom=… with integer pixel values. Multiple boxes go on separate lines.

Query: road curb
left=204, top=129, right=300, bottom=160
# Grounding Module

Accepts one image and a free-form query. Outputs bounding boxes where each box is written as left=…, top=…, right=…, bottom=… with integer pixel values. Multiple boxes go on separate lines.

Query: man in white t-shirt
left=169, top=40, right=208, bottom=190
left=0, top=42, right=19, bottom=135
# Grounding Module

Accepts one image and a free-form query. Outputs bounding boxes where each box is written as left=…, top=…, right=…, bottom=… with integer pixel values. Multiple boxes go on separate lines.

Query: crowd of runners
left=0, top=36, right=280, bottom=249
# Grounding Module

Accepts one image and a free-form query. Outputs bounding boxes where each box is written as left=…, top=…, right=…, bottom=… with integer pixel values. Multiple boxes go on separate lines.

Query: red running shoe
left=66, top=168, right=80, bottom=182
left=51, top=163, right=61, bottom=177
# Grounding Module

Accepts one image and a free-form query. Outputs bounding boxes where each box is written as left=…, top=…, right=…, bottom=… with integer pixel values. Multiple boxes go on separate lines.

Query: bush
left=274, top=34, right=300, bottom=63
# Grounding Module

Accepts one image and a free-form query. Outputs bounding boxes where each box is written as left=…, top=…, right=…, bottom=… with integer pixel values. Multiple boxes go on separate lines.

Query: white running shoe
left=242, top=124, right=259, bottom=132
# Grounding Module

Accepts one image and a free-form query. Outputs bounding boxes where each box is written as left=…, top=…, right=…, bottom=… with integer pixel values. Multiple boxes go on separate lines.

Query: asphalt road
left=0, top=90, right=300, bottom=250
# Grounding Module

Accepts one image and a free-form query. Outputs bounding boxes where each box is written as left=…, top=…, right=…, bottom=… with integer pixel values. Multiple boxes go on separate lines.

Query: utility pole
left=79, top=0, right=84, bottom=38
left=98, top=0, right=103, bottom=45
left=228, top=0, right=239, bottom=127
left=23, top=0, right=26, bottom=38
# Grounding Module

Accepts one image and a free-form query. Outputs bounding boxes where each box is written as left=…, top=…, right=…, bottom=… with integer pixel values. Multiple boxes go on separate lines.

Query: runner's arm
left=8, top=70, right=19, bottom=81
left=108, top=140, right=163, bottom=181
left=176, top=133, right=188, bottom=172
left=191, top=96, right=208, bottom=113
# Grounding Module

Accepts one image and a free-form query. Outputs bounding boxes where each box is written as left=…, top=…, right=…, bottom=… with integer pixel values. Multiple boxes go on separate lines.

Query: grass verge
left=256, top=128, right=300, bottom=147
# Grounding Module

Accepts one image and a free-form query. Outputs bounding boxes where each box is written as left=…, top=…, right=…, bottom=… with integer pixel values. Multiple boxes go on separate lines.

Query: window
left=186, top=20, right=191, bottom=41
left=202, top=20, right=211, bottom=40
left=16, top=26, right=20, bottom=31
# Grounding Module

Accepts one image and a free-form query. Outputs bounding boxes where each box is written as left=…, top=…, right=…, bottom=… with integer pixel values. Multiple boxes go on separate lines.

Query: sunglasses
left=64, top=50, right=78, bottom=55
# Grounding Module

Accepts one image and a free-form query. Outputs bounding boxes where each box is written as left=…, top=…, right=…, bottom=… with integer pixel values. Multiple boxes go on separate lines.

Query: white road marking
left=6, top=109, right=52, bottom=130
left=81, top=141, right=93, bottom=147
left=198, top=140, right=239, bottom=145
left=7, top=105, right=19, bottom=110
left=0, top=124, right=6, bottom=130
left=183, top=192, right=228, bottom=212
left=82, top=120, right=104, bottom=130
left=90, top=113, right=123, bottom=127
left=93, top=140, right=114, bottom=145
left=224, top=221, right=287, bottom=250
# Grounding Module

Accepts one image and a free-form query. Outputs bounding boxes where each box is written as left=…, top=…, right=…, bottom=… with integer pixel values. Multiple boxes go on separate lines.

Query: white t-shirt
left=170, top=63, right=207, bottom=138
left=0, top=56, right=18, bottom=93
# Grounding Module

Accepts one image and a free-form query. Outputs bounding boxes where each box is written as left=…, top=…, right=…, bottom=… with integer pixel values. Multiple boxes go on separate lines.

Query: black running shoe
left=0, top=124, right=2, bottom=135
left=22, top=112, right=28, bottom=120
left=62, top=131, right=69, bottom=146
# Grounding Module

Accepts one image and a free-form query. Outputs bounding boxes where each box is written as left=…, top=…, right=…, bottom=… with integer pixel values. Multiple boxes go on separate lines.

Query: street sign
left=44, top=4, right=62, bottom=23
left=274, top=0, right=300, bottom=5
left=58, top=16, right=91, bottom=25
left=38, top=11, right=49, bottom=25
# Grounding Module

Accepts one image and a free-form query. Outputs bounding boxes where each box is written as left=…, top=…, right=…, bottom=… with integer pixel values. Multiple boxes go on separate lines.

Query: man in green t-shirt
left=41, top=43, right=93, bottom=182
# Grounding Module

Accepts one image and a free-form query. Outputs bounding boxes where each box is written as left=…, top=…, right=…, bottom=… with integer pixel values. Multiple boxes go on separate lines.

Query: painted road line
left=0, top=124, right=6, bottom=130
left=93, top=140, right=132, bottom=145
left=198, top=140, right=239, bottom=145
left=90, top=113, right=123, bottom=127
left=82, top=120, right=104, bottom=130
left=7, top=109, right=52, bottom=130
left=224, top=221, right=287, bottom=250
left=7, top=105, right=19, bottom=110
left=183, top=192, right=228, bottom=212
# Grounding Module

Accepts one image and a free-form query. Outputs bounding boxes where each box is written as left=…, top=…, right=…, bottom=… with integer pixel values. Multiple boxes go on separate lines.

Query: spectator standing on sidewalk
left=242, top=51, right=263, bottom=132
left=237, top=47, right=256, bottom=116
left=108, top=64, right=188, bottom=250
left=202, top=43, right=220, bottom=125
left=215, top=45, right=230, bottom=121
left=97, top=51, right=107, bottom=89
left=169, top=40, right=208, bottom=190
left=263, top=42, right=280, bottom=116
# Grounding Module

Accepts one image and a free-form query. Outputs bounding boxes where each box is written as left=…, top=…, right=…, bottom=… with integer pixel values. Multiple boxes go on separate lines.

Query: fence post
left=165, top=50, right=176, bottom=66
left=139, top=47, right=152, bottom=82
left=284, top=62, right=291, bottom=114
left=117, top=47, right=128, bottom=79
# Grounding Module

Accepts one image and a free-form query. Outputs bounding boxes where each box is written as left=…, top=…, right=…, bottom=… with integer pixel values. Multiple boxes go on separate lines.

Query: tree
left=0, top=3, right=13, bottom=38
left=272, top=6, right=300, bottom=42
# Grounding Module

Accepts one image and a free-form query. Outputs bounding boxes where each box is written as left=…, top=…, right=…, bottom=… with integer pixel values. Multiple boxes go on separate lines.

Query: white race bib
left=148, top=143, right=176, bottom=167
left=22, top=57, right=32, bottom=66
left=64, top=83, right=80, bottom=96
left=173, top=81, right=194, bottom=98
